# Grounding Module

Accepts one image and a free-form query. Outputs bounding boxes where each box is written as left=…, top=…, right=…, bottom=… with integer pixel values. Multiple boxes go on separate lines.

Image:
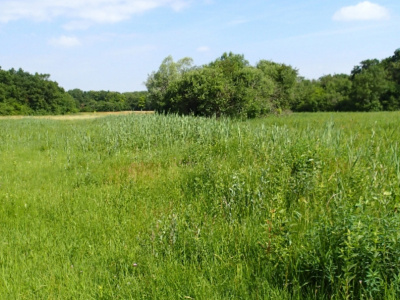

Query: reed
left=0, top=112, right=399, bottom=299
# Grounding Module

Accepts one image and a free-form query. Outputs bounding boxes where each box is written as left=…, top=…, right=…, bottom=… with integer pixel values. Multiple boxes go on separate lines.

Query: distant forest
left=1, top=48, right=399, bottom=116
left=0, top=68, right=150, bottom=115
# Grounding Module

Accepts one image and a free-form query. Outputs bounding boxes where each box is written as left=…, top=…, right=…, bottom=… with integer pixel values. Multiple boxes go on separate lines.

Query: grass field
left=1, top=112, right=400, bottom=299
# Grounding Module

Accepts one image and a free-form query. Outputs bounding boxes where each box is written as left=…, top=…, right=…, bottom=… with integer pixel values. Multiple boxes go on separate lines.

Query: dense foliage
left=294, top=49, right=400, bottom=112
left=0, top=67, right=77, bottom=115
left=147, top=49, right=400, bottom=117
left=1, top=112, right=400, bottom=299
left=0, top=67, right=149, bottom=116
left=146, top=52, right=298, bottom=118
left=67, top=89, right=150, bottom=112
left=1, top=48, right=399, bottom=116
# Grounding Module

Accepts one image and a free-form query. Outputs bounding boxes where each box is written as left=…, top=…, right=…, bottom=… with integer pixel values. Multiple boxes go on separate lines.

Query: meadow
left=0, top=112, right=399, bottom=299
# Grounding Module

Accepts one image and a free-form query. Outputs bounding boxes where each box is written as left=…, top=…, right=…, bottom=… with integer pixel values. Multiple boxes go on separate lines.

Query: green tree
left=209, top=52, right=249, bottom=76
left=123, top=91, right=150, bottom=110
left=319, top=74, right=352, bottom=111
left=0, top=67, right=78, bottom=115
left=381, top=49, right=400, bottom=110
left=147, top=53, right=289, bottom=118
left=256, top=60, right=298, bottom=110
left=292, top=78, right=317, bottom=112
left=350, top=60, right=388, bottom=111
left=145, top=56, right=193, bottom=112
left=160, top=53, right=275, bottom=118
left=163, top=66, right=232, bottom=117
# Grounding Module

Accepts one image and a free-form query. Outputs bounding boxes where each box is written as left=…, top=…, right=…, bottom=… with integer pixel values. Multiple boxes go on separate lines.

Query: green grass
left=1, top=112, right=400, bottom=299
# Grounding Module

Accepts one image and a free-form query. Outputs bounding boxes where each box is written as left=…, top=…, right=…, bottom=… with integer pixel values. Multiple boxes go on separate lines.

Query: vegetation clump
left=146, top=52, right=298, bottom=118
left=0, top=68, right=77, bottom=115
left=1, top=48, right=399, bottom=117
left=146, top=49, right=400, bottom=117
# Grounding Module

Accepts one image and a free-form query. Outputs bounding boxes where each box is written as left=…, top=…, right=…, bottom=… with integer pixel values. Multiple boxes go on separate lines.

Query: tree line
left=0, top=67, right=77, bottom=115
left=146, top=49, right=400, bottom=117
left=67, top=89, right=150, bottom=112
left=1, top=48, right=399, bottom=116
left=0, top=67, right=149, bottom=115
left=294, top=49, right=400, bottom=112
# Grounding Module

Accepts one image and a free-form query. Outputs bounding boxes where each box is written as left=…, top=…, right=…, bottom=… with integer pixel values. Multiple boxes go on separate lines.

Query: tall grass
left=0, top=112, right=399, bottom=299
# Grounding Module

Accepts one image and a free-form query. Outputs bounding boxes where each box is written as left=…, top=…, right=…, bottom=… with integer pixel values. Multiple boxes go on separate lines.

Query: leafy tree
left=350, top=60, right=389, bottom=111
left=145, top=56, right=193, bottom=112
left=381, top=49, right=400, bottom=110
left=292, top=78, right=316, bottom=111
left=319, top=74, right=352, bottom=111
left=147, top=53, right=279, bottom=118
left=68, top=89, right=148, bottom=112
left=163, top=66, right=233, bottom=117
left=209, top=52, right=249, bottom=76
left=0, top=67, right=78, bottom=115
left=124, top=91, right=150, bottom=110
left=234, top=66, right=275, bottom=117
left=256, top=60, right=298, bottom=110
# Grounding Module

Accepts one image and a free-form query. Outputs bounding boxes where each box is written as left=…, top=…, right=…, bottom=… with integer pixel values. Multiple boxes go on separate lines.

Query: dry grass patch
left=128, top=161, right=162, bottom=181
left=0, top=111, right=154, bottom=120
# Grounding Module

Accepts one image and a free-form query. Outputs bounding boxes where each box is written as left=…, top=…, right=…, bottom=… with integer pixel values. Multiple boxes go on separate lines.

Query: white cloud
left=333, top=1, right=390, bottom=21
left=49, top=35, right=81, bottom=47
left=0, top=0, right=189, bottom=25
left=197, top=46, right=210, bottom=52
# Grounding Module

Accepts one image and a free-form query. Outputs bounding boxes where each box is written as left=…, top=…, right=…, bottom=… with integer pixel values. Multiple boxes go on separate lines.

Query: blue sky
left=0, top=0, right=399, bottom=92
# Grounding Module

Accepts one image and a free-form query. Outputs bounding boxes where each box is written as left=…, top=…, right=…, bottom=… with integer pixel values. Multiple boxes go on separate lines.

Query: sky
left=0, top=0, right=399, bottom=92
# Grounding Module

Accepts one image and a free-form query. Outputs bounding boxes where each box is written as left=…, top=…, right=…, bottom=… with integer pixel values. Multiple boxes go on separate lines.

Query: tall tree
left=0, top=67, right=78, bottom=115
left=145, top=56, right=193, bottom=112
left=381, top=49, right=400, bottom=110
left=257, top=60, right=298, bottom=110
left=350, top=60, right=388, bottom=111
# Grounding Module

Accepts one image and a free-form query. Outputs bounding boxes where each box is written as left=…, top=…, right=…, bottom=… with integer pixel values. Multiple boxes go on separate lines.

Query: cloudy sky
left=0, top=0, right=399, bottom=92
